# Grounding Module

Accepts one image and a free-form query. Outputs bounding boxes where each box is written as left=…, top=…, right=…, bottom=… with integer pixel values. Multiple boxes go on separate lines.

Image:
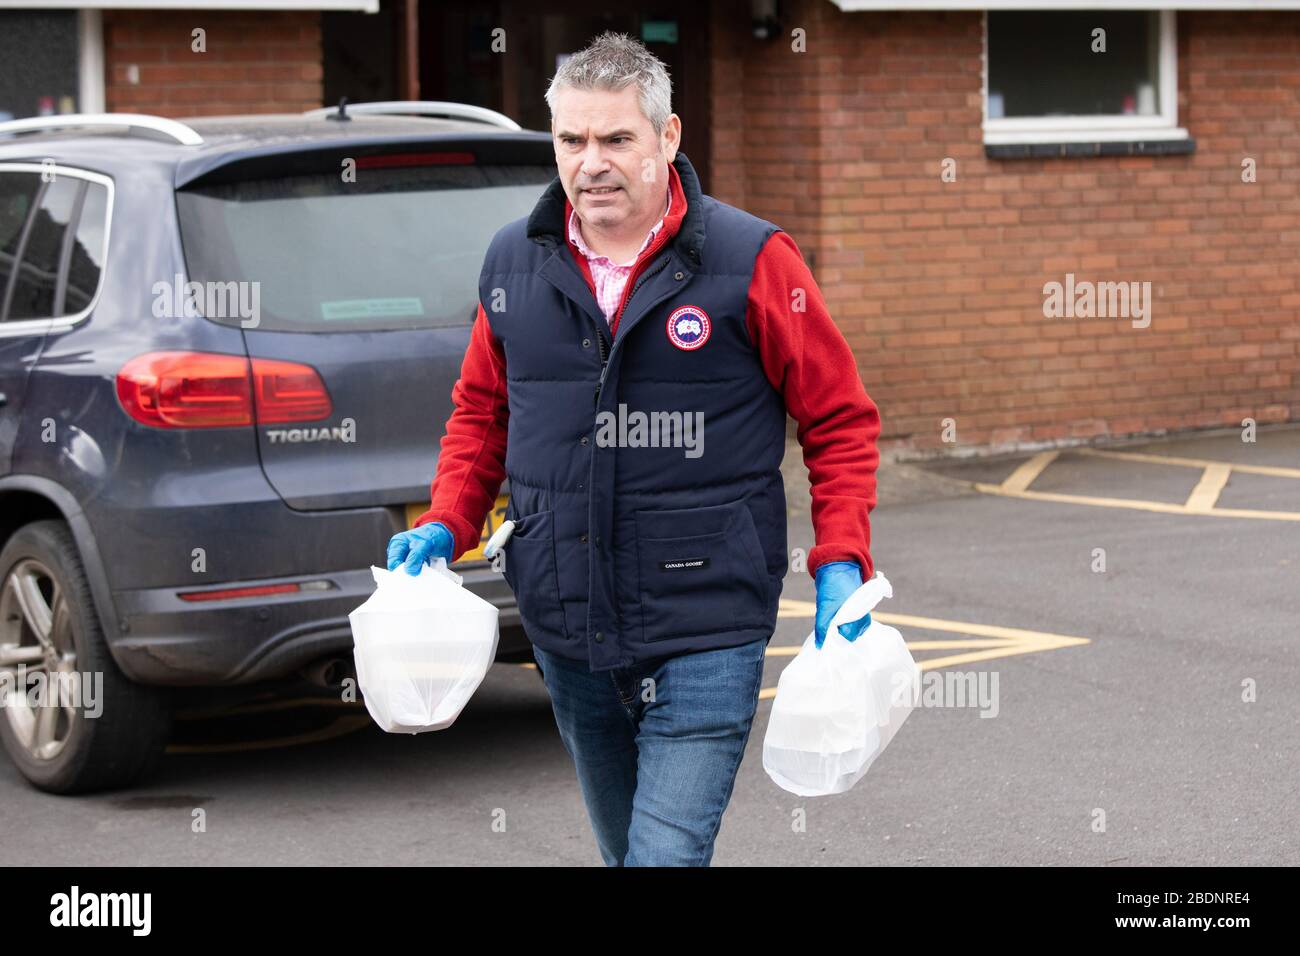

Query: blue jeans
left=532, top=637, right=768, bottom=866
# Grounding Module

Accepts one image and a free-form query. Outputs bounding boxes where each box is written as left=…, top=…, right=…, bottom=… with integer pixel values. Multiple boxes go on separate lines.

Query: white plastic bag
left=763, top=571, right=918, bottom=796
left=348, top=558, right=499, bottom=734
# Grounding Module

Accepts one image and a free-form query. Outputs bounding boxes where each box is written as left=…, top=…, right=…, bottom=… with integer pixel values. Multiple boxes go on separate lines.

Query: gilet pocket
left=633, top=496, right=771, bottom=643
left=502, top=508, right=567, bottom=640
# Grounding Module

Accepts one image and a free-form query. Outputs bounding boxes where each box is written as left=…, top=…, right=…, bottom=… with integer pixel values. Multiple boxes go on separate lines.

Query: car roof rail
left=303, top=100, right=522, bottom=131
left=0, top=112, right=205, bottom=146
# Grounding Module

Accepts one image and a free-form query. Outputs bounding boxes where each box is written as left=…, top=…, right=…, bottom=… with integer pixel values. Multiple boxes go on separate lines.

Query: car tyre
left=0, top=520, right=171, bottom=794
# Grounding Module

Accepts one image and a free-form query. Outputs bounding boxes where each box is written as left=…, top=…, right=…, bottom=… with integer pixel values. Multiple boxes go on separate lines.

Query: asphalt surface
left=2, top=426, right=1296, bottom=865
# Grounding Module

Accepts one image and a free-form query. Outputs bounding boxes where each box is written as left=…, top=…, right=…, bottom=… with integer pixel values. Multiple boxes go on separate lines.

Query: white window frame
left=982, top=9, right=1189, bottom=146
left=0, top=164, right=115, bottom=334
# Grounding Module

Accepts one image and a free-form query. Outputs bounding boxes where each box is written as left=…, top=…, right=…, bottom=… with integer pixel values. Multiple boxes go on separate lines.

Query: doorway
left=416, top=0, right=712, bottom=192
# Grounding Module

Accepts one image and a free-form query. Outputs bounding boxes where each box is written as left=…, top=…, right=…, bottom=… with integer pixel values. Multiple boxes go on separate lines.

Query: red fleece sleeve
left=411, top=302, right=510, bottom=561
left=746, top=231, right=881, bottom=579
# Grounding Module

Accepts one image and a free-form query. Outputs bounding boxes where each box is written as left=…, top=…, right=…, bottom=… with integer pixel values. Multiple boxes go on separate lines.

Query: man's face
left=552, top=84, right=679, bottom=232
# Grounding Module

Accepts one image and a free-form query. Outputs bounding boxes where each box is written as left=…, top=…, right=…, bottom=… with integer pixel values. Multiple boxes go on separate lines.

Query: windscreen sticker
left=320, top=298, right=424, bottom=320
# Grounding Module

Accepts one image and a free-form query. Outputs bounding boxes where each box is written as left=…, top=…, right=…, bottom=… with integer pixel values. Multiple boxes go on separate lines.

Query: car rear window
left=176, top=162, right=555, bottom=332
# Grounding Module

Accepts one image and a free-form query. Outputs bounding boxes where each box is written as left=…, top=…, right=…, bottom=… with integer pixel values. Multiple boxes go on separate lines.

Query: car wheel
left=0, top=521, right=171, bottom=794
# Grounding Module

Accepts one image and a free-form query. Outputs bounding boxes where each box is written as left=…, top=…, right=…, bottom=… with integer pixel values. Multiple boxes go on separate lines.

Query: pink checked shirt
left=567, top=188, right=673, bottom=327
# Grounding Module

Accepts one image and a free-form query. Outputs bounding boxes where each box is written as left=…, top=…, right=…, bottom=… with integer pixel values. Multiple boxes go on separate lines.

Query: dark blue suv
left=0, top=104, right=553, bottom=793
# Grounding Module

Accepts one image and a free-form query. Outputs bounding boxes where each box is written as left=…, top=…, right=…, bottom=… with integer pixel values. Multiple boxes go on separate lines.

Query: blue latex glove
left=386, top=521, right=455, bottom=576
left=814, top=561, right=872, bottom=649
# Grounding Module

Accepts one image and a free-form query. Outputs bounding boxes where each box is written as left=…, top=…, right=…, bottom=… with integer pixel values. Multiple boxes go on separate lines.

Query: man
left=387, top=32, right=880, bottom=866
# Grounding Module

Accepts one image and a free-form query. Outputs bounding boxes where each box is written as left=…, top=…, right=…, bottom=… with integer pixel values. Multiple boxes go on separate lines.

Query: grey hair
left=545, top=31, right=673, bottom=138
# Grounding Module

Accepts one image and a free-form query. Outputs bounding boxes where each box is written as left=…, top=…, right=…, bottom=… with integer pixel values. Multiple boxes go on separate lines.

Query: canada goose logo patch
left=666, top=306, right=711, bottom=351
left=658, top=557, right=710, bottom=571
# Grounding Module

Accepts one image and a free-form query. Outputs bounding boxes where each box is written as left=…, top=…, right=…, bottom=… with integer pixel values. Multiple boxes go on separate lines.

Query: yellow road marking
left=974, top=481, right=1300, bottom=520
left=967, top=446, right=1300, bottom=520
left=760, top=602, right=1091, bottom=700
left=781, top=600, right=1091, bottom=644
left=779, top=597, right=817, bottom=616
left=1077, top=446, right=1300, bottom=478
left=764, top=638, right=1018, bottom=655
left=1186, top=463, right=1232, bottom=512
left=1001, top=451, right=1059, bottom=493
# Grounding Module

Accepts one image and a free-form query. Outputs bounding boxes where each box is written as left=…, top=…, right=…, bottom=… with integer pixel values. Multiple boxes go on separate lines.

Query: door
left=418, top=0, right=713, bottom=192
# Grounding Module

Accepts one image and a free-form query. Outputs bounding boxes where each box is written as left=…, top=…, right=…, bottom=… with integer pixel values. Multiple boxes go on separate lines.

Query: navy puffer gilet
left=483, top=151, right=787, bottom=672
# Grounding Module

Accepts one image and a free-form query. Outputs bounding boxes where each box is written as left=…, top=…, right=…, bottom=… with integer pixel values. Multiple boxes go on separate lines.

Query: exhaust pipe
left=300, top=656, right=355, bottom=689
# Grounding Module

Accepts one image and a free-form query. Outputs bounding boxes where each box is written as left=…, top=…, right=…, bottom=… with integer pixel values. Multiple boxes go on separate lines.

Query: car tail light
left=116, top=351, right=332, bottom=428
left=251, top=358, right=333, bottom=422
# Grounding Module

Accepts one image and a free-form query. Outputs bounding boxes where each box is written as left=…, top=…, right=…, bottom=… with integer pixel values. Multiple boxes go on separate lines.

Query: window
left=176, top=163, right=555, bottom=333
left=7, top=176, right=81, bottom=320
left=0, top=175, right=39, bottom=313
left=0, top=10, right=81, bottom=120
left=62, top=181, right=108, bottom=316
left=983, top=10, right=1188, bottom=148
left=0, top=169, right=110, bottom=323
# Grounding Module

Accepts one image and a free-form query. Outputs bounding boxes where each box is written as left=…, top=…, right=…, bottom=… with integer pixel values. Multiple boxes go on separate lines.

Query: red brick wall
left=103, top=10, right=323, bottom=117
left=709, top=2, right=1300, bottom=455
